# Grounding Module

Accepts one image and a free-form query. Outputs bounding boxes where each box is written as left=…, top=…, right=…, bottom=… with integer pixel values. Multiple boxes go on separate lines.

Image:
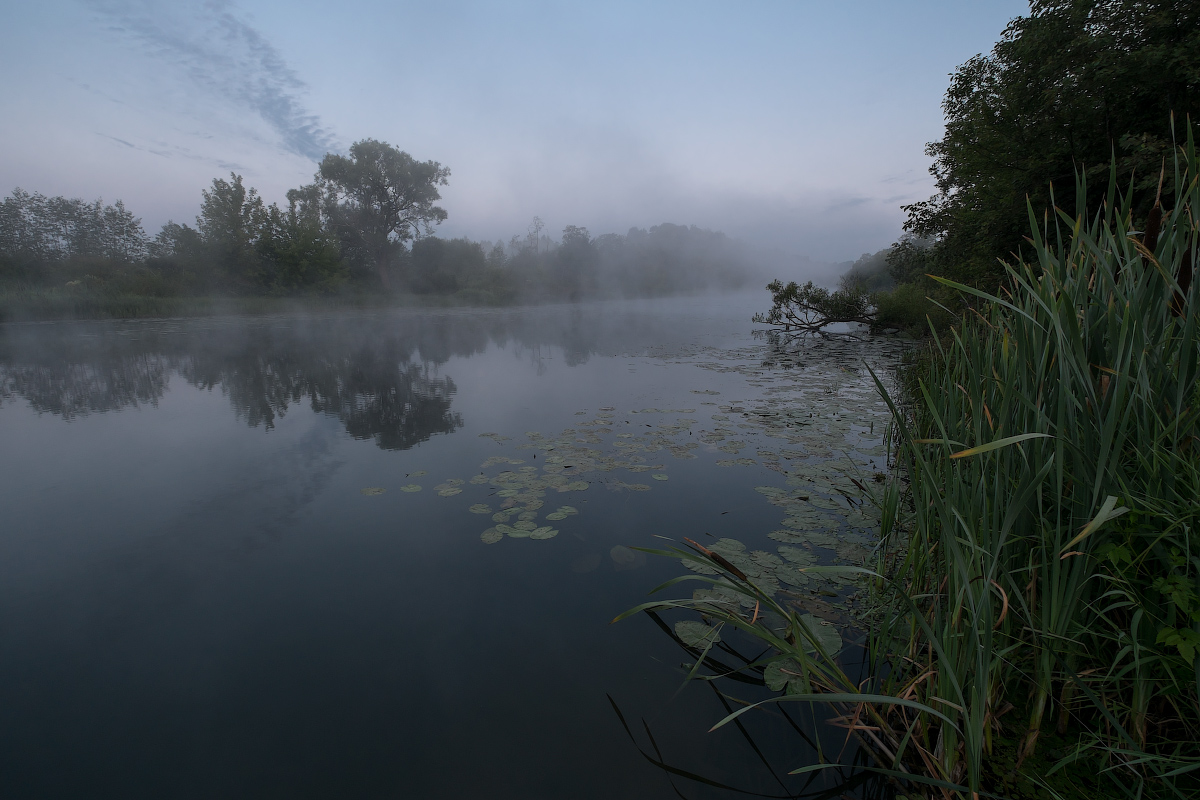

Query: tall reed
left=623, top=122, right=1199, bottom=798
left=873, top=122, right=1200, bottom=797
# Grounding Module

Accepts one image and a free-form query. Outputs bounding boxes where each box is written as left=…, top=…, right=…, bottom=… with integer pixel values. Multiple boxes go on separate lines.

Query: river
left=0, top=291, right=906, bottom=799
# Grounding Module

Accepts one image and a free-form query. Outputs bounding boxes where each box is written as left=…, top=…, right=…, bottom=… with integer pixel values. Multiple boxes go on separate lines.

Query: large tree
left=196, top=173, right=267, bottom=290
left=906, top=0, right=1200, bottom=287
left=309, top=139, right=449, bottom=289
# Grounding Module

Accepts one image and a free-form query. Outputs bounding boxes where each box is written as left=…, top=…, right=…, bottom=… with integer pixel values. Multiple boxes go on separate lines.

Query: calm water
left=0, top=292, right=904, bottom=799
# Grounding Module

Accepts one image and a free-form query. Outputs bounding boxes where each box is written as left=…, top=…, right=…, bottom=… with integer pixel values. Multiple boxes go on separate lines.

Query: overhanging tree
left=907, top=0, right=1200, bottom=287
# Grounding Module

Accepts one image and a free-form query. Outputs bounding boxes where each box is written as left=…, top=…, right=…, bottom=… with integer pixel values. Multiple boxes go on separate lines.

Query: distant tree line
left=1, top=139, right=752, bottom=305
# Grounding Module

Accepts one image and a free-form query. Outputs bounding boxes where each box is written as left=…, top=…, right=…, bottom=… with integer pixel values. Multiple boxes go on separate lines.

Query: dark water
left=0, top=293, right=903, bottom=799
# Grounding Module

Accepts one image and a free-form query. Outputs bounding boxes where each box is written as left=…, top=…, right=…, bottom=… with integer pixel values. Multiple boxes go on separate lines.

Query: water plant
left=623, top=124, right=1200, bottom=798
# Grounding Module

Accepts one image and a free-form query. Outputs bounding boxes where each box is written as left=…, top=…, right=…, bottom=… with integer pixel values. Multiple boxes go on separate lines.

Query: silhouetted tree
left=309, top=140, right=450, bottom=289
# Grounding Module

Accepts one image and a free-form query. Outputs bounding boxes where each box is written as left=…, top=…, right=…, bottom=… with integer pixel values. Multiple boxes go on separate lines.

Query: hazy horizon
left=1, top=1, right=1027, bottom=267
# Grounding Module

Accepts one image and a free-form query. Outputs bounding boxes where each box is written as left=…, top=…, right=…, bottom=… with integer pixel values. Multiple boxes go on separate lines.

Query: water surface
left=0, top=293, right=904, bottom=798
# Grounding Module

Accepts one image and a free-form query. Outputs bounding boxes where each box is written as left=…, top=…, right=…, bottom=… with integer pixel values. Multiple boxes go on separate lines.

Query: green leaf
left=675, top=620, right=721, bottom=648
left=949, top=432, right=1052, bottom=459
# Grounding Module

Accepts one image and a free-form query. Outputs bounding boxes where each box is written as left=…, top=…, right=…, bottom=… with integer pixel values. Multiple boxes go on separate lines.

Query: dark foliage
left=907, top=0, right=1200, bottom=287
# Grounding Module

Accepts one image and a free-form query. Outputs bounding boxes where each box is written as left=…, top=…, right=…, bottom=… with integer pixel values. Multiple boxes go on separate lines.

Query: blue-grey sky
left=0, top=1, right=1028, bottom=262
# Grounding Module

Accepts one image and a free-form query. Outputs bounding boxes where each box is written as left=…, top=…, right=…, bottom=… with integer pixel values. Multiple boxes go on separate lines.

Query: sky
left=0, top=0, right=1029, bottom=263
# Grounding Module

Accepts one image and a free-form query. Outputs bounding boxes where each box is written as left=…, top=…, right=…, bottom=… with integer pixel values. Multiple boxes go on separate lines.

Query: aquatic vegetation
left=623, top=138, right=1200, bottom=798
left=360, top=487, right=386, bottom=496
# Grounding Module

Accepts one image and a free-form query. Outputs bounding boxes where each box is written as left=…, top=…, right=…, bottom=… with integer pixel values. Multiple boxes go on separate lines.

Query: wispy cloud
left=82, top=0, right=336, bottom=160
left=95, top=132, right=245, bottom=172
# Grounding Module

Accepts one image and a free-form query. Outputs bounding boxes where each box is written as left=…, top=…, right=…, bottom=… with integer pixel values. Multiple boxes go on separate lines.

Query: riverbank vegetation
left=0, top=141, right=756, bottom=322
left=757, top=0, right=1198, bottom=344
left=640, top=3, right=1200, bottom=797
left=630, top=133, right=1199, bottom=799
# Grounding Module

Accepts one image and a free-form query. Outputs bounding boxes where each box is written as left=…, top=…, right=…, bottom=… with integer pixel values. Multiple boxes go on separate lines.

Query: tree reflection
left=0, top=303, right=705, bottom=448
left=0, top=316, right=466, bottom=450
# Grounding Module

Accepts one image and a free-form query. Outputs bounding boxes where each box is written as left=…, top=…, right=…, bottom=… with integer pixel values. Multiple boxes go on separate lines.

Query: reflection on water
left=0, top=304, right=721, bottom=450
left=0, top=295, right=904, bottom=799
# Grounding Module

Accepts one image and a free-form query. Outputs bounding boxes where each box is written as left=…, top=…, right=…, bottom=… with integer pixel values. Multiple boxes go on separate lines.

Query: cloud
left=82, top=0, right=336, bottom=160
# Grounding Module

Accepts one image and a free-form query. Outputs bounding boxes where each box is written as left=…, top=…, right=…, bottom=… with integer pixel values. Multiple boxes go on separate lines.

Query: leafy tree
left=907, top=0, right=1200, bottom=286
left=840, top=248, right=894, bottom=293
left=555, top=225, right=595, bottom=300
left=256, top=203, right=346, bottom=293
left=196, top=173, right=268, bottom=290
left=0, top=188, right=149, bottom=280
left=408, top=237, right=469, bottom=294
left=311, top=139, right=449, bottom=289
left=752, top=279, right=876, bottom=338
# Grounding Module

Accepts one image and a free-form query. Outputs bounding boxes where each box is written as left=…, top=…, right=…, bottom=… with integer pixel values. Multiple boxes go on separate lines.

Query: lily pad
left=545, top=512, right=568, bottom=521
left=480, top=528, right=503, bottom=544
left=469, top=504, right=492, bottom=514
left=610, top=545, right=646, bottom=571
left=360, top=487, right=386, bottom=496
left=437, top=487, right=463, bottom=497
left=566, top=481, right=590, bottom=491
left=513, top=520, right=537, bottom=531
left=529, top=526, right=558, bottom=540
left=399, top=484, right=422, bottom=493
left=675, top=620, right=721, bottom=648
left=797, top=614, right=842, bottom=656
left=764, top=658, right=808, bottom=695
left=651, top=474, right=669, bottom=481
left=409, top=470, right=427, bottom=477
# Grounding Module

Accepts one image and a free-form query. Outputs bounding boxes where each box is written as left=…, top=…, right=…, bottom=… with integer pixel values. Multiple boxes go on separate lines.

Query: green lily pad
left=437, top=487, right=463, bottom=497
left=778, top=545, right=818, bottom=567
left=399, top=484, right=422, bottom=493
left=513, top=520, right=537, bottom=531
left=566, top=481, right=590, bottom=491
left=683, top=558, right=721, bottom=575
left=798, top=614, right=842, bottom=656
left=651, top=474, right=669, bottom=481
left=557, top=506, right=579, bottom=515
left=481, top=528, right=503, bottom=544
left=675, top=620, right=721, bottom=648
left=764, top=658, right=808, bottom=695
left=361, top=487, right=386, bottom=496
left=529, top=526, right=558, bottom=540
left=469, top=504, right=492, bottom=514
left=545, top=512, right=568, bottom=521
left=492, top=512, right=512, bottom=523
left=409, top=470, right=427, bottom=477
